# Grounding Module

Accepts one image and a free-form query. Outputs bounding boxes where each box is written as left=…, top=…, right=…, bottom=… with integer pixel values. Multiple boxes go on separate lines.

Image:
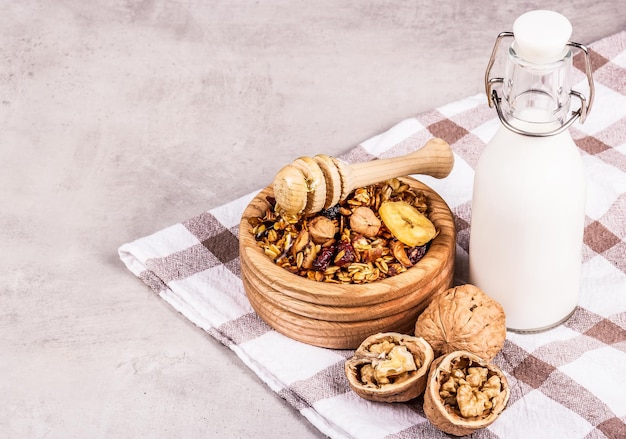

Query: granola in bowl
left=247, top=178, right=436, bottom=284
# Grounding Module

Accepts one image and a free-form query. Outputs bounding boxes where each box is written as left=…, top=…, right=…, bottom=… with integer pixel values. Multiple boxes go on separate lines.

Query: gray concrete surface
left=1, top=1, right=624, bottom=437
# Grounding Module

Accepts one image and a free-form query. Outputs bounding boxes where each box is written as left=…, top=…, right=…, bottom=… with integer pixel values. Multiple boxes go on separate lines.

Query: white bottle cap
left=512, top=10, right=572, bottom=64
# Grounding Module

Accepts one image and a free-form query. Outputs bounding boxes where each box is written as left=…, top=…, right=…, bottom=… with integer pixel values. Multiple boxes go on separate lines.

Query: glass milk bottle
left=469, top=10, right=595, bottom=331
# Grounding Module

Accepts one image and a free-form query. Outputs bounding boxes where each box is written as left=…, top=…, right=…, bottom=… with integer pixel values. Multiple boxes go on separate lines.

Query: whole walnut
left=414, top=284, right=506, bottom=361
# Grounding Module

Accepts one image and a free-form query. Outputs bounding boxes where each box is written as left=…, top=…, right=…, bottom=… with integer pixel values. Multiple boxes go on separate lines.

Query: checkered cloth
left=119, top=31, right=626, bottom=439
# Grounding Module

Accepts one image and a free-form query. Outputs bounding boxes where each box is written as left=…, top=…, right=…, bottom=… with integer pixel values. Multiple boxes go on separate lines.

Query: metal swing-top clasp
left=484, top=32, right=595, bottom=137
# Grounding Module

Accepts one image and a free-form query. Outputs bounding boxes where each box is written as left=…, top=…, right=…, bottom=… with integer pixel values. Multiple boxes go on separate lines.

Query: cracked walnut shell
left=414, top=284, right=506, bottom=361
left=423, top=350, right=510, bottom=436
left=345, top=332, right=434, bottom=402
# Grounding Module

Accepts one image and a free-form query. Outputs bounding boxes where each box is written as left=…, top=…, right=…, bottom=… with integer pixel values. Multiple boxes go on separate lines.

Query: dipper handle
left=272, top=138, right=454, bottom=215
left=349, top=137, right=454, bottom=189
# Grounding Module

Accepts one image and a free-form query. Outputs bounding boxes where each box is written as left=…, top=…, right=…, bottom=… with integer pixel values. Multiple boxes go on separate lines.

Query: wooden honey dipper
left=272, top=137, right=454, bottom=215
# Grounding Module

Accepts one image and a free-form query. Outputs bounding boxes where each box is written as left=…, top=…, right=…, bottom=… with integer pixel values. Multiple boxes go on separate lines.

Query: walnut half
left=345, top=332, right=434, bottom=403
left=423, top=350, right=510, bottom=436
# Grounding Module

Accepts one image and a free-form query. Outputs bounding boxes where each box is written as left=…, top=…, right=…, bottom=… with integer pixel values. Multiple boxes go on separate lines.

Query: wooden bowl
left=239, top=177, right=456, bottom=349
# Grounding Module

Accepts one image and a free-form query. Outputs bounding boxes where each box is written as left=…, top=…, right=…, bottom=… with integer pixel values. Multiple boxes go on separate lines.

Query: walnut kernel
left=423, top=351, right=509, bottom=436
left=345, top=332, right=434, bottom=403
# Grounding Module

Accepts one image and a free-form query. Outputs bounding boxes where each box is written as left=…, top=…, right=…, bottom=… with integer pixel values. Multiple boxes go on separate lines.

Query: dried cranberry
left=407, top=244, right=428, bottom=264
left=334, top=239, right=356, bottom=267
left=312, top=245, right=336, bottom=271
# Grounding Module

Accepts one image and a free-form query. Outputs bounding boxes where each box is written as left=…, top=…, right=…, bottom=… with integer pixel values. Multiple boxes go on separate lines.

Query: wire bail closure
left=484, top=32, right=595, bottom=137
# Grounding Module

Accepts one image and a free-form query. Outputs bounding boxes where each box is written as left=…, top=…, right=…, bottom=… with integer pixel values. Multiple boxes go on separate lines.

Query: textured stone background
left=1, top=1, right=624, bottom=437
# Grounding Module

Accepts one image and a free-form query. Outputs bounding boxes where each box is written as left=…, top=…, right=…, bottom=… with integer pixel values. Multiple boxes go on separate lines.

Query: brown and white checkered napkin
left=119, top=31, right=626, bottom=439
